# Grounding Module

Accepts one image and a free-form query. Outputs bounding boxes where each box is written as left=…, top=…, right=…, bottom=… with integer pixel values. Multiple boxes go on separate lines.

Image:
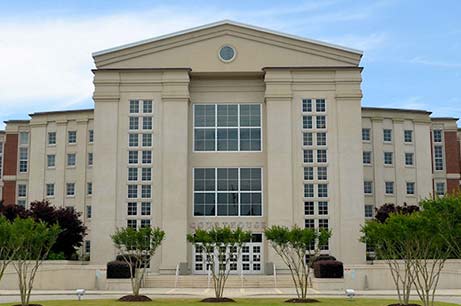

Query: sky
left=0, top=0, right=460, bottom=128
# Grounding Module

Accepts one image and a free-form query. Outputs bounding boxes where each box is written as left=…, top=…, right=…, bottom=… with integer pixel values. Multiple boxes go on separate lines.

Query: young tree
left=420, top=194, right=461, bottom=258
left=361, top=214, right=419, bottom=305
left=410, top=211, right=450, bottom=306
left=11, top=218, right=60, bottom=306
left=111, top=226, right=165, bottom=300
left=264, top=225, right=331, bottom=301
left=0, top=216, right=17, bottom=281
left=187, top=227, right=251, bottom=301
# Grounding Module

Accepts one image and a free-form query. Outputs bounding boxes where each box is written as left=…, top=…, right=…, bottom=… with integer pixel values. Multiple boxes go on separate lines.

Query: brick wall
left=1, top=133, right=18, bottom=204
left=3, top=134, right=18, bottom=175
left=445, top=131, right=461, bottom=174
left=2, top=181, right=16, bottom=205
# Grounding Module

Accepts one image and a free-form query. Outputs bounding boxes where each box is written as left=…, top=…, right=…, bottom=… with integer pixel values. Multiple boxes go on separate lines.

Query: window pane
left=217, top=128, right=238, bottom=151
left=217, top=105, right=238, bottom=127
left=240, top=104, right=261, bottom=127
left=240, top=128, right=261, bottom=151
left=194, top=105, right=215, bottom=127
left=194, top=128, right=215, bottom=151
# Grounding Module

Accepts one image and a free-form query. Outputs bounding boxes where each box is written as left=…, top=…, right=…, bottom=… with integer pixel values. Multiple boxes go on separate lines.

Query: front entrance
left=192, top=234, right=263, bottom=274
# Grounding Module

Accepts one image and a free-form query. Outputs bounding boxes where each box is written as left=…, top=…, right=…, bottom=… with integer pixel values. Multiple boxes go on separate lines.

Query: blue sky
left=0, top=0, right=460, bottom=128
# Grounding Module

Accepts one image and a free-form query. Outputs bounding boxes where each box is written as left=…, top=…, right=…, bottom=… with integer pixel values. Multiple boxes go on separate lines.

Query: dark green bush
left=313, top=260, right=344, bottom=278
left=106, top=261, right=133, bottom=279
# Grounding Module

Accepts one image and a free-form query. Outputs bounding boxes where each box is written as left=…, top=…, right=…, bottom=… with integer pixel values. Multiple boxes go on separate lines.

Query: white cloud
left=408, top=56, right=461, bottom=68
left=0, top=2, right=388, bottom=128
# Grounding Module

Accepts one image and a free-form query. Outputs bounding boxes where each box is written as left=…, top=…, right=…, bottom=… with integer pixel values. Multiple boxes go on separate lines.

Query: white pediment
left=93, top=20, right=362, bottom=72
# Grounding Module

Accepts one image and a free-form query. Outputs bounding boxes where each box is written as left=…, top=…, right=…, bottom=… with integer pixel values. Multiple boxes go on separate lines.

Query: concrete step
left=144, top=275, right=296, bottom=288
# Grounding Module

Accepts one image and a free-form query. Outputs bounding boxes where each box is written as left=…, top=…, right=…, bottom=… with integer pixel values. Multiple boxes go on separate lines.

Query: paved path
left=0, top=288, right=460, bottom=304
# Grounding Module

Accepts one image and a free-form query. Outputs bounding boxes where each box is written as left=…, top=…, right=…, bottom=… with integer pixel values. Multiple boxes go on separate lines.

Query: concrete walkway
left=1, top=288, right=461, bottom=304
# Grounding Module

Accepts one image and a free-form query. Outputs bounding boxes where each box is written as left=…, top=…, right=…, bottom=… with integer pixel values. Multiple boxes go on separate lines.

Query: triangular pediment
left=93, top=20, right=362, bottom=71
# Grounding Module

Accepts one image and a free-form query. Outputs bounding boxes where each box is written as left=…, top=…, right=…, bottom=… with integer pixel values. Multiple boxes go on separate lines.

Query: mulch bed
left=388, top=304, right=421, bottom=306
left=285, top=298, right=320, bottom=303
left=118, top=295, right=152, bottom=302
left=201, top=297, right=236, bottom=303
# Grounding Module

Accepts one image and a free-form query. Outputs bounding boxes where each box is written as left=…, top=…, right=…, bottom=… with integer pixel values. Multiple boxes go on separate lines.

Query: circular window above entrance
left=218, top=45, right=236, bottom=62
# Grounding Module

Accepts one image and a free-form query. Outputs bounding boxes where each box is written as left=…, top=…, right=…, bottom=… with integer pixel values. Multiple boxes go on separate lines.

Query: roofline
left=362, top=106, right=432, bottom=115
left=92, top=67, right=192, bottom=73
left=263, top=66, right=363, bottom=71
left=3, top=120, right=30, bottom=124
left=92, top=20, right=363, bottom=57
left=29, top=108, right=94, bottom=117
left=430, top=117, right=459, bottom=121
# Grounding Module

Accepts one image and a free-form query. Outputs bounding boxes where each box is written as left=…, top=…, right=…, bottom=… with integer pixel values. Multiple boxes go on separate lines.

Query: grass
left=0, top=298, right=458, bottom=306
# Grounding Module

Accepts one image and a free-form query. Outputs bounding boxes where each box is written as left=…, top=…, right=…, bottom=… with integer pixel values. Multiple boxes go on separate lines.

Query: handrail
left=273, top=262, right=277, bottom=288
left=174, top=263, right=180, bottom=288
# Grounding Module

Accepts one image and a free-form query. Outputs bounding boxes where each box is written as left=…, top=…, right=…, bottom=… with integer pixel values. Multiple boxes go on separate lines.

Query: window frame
left=192, top=104, right=263, bottom=153
left=192, top=167, right=263, bottom=217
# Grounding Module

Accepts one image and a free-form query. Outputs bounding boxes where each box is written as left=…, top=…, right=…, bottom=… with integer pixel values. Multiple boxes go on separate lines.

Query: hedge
left=313, top=260, right=344, bottom=278
left=106, top=260, right=133, bottom=279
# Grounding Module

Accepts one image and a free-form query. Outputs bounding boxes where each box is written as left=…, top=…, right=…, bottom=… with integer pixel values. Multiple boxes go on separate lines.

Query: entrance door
left=192, top=233, right=263, bottom=274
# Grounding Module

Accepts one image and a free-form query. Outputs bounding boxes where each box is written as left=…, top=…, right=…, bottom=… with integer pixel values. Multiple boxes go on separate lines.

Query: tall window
left=47, top=154, right=55, bottom=168
left=88, top=152, right=93, bottom=166
left=405, top=153, right=414, bottom=166
left=67, top=153, right=76, bottom=167
left=364, top=181, right=373, bottom=194
left=433, top=130, right=443, bottom=143
left=363, top=151, right=372, bottom=165
left=19, top=147, right=28, bottom=172
left=0, top=142, right=3, bottom=178
left=435, top=182, right=445, bottom=196
left=66, top=183, right=75, bottom=196
left=48, top=132, right=56, bottom=145
left=404, top=130, right=413, bottom=143
left=193, top=168, right=262, bottom=216
left=88, top=129, right=94, bottom=143
left=385, top=181, right=394, bottom=194
left=193, top=104, right=261, bottom=152
left=68, top=131, right=77, bottom=144
left=46, top=183, right=55, bottom=197
left=384, top=152, right=393, bottom=165
left=19, top=132, right=29, bottom=145
left=383, top=129, right=392, bottom=142
left=406, top=182, right=415, bottom=195
left=434, top=146, right=444, bottom=170
left=362, top=128, right=371, bottom=141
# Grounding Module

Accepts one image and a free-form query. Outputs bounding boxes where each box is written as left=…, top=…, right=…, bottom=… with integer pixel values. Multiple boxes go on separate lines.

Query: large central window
left=193, top=104, right=261, bottom=152
left=193, top=168, right=262, bottom=216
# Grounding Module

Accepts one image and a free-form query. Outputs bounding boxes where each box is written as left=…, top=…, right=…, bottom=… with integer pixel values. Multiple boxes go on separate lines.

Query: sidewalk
left=1, top=288, right=461, bottom=297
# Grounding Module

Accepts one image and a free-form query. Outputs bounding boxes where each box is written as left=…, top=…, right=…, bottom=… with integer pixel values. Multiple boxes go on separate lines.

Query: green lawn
left=0, top=298, right=457, bottom=306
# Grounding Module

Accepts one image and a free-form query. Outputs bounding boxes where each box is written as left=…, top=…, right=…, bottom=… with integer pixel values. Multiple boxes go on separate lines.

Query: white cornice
left=92, top=20, right=363, bottom=57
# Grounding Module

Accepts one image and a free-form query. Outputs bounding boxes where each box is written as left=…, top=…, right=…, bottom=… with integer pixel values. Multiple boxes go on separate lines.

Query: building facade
left=1, top=21, right=460, bottom=274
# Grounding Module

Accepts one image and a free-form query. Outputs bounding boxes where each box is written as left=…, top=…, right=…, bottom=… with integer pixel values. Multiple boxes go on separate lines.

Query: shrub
left=313, top=260, right=344, bottom=278
left=107, top=261, right=133, bottom=279
left=309, top=254, right=336, bottom=267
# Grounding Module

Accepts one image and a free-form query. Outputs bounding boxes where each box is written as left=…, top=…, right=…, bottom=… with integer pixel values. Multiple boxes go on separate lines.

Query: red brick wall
left=445, top=131, right=461, bottom=174
left=1, top=133, right=18, bottom=204
left=2, top=181, right=16, bottom=205
left=447, top=179, right=460, bottom=194
left=3, top=134, right=18, bottom=175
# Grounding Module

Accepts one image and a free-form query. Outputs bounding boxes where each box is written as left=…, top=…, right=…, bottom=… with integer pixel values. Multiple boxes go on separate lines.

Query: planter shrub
left=313, top=260, right=344, bottom=278
left=106, top=260, right=133, bottom=279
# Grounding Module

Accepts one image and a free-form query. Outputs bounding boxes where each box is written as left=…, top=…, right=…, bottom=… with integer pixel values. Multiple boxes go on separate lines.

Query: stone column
left=159, top=70, right=190, bottom=273
left=91, top=71, right=120, bottom=265
left=264, top=70, right=294, bottom=269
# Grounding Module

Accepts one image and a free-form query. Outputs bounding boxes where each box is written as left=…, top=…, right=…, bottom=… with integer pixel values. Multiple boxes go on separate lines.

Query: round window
left=219, top=45, right=236, bottom=62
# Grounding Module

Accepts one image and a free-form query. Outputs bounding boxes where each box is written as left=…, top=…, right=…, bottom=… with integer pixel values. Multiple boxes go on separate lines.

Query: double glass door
left=193, top=233, right=263, bottom=274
